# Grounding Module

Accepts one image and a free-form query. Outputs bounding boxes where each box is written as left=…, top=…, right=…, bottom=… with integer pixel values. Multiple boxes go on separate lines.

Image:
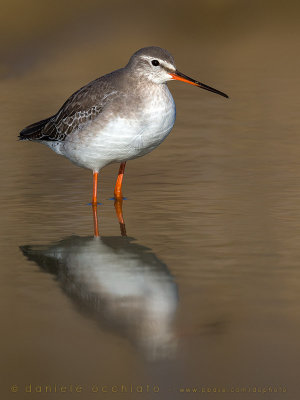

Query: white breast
left=131, top=85, right=176, bottom=153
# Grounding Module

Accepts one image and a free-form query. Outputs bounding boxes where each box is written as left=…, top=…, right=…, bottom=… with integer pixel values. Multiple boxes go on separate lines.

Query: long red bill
left=170, top=70, right=229, bottom=98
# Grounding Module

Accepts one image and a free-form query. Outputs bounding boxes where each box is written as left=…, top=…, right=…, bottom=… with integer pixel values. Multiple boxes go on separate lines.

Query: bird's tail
left=19, top=116, right=53, bottom=140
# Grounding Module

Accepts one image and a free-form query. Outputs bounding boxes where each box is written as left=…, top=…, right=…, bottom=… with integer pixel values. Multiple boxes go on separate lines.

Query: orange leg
left=114, top=162, right=126, bottom=200
left=92, top=171, right=98, bottom=205
left=114, top=199, right=127, bottom=236
left=92, top=204, right=100, bottom=237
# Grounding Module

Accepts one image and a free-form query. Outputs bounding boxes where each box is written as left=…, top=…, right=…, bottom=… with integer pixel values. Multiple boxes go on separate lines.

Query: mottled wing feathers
left=42, top=104, right=104, bottom=141
left=19, top=76, right=116, bottom=142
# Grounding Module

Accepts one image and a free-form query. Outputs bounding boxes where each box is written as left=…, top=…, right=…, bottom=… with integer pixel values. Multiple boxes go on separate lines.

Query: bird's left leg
left=92, top=171, right=98, bottom=205
left=114, top=162, right=126, bottom=200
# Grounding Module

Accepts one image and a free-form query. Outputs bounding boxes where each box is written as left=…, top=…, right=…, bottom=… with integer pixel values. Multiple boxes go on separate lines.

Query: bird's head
left=127, top=46, right=228, bottom=98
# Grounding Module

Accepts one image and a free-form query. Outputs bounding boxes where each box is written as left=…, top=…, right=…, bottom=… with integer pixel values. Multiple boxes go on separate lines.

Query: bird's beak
left=169, top=70, right=229, bottom=98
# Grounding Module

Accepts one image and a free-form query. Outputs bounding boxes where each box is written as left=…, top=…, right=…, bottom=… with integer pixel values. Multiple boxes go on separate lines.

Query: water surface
left=1, top=2, right=300, bottom=399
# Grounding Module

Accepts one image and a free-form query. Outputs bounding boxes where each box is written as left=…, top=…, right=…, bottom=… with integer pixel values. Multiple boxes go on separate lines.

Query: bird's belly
left=63, top=94, right=176, bottom=171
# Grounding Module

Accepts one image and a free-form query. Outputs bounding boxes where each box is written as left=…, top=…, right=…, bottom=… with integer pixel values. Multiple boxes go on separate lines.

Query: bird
left=19, top=46, right=228, bottom=204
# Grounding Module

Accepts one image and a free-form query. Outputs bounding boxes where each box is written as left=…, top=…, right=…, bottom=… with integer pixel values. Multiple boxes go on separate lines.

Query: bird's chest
left=130, top=87, right=176, bottom=152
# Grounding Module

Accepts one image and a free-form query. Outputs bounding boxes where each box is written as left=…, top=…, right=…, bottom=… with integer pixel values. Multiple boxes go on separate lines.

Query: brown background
left=0, top=1, right=300, bottom=399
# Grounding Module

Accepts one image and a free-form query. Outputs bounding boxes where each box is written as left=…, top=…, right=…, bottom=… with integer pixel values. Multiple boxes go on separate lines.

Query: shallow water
left=1, top=2, right=300, bottom=399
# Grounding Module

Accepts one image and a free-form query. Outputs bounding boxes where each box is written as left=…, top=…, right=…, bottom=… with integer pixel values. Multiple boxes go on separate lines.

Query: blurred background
left=1, top=1, right=300, bottom=399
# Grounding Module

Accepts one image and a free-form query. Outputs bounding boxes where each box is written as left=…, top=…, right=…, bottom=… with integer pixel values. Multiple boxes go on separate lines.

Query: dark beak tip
left=174, top=70, right=229, bottom=99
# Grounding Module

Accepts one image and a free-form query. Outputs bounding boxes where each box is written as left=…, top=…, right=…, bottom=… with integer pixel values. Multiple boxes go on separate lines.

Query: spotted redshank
left=19, top=46, right=228, bottom=205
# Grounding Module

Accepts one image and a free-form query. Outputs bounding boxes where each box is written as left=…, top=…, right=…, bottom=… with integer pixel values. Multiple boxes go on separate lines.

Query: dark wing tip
left=19, top=116, right=54, bottom=141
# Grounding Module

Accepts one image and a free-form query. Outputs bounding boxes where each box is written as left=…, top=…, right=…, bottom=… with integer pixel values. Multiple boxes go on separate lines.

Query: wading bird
left=19, top=47, right=228, bottom=204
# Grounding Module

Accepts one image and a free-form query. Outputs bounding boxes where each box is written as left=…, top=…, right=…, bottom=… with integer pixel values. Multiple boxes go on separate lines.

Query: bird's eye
left=151, top=60, right=160, bottom=66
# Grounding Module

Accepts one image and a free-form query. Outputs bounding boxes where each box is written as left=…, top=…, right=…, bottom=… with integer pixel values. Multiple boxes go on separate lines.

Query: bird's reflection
left=21, top=202, right=178, bottom=359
